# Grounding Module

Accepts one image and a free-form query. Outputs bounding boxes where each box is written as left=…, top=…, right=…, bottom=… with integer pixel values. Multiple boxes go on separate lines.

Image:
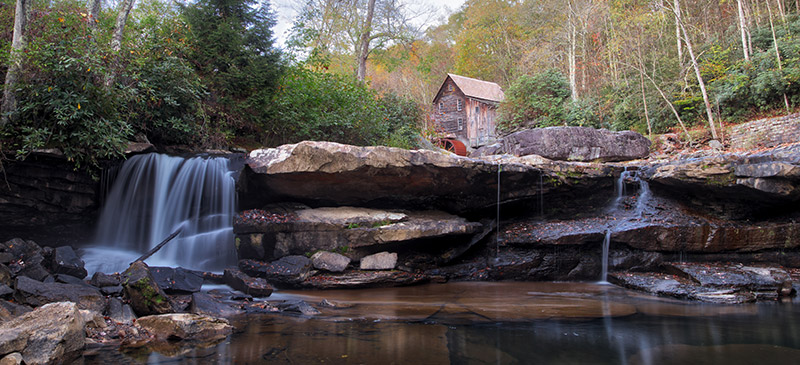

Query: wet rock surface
left=239, top=256, right=313, bottom=287
left=642, top=143, right=800, bottom=218
left=298, top=270, right=428, bottom=289
left=0, top=302, right=85, bottom=364
left=0, top=152, right=99, bottom=228
left=51, top=246, right=88, bottom=279
left=149, top=267, right=204, bottom=294
left=609, top=262, right=795, bottom=304
left=222, top=268, right=274, bottom=297
left=121, top=261, right=174, bottom=316
left=189, top=292, right=244, bottom=318
left=14, top=276, right=105, bottom=312
left=234, top=206, right=482, bottom=261
left=135, top=313, right=232, bottom=342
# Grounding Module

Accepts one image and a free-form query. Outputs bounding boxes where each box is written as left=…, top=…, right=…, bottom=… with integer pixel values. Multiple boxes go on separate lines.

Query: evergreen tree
left=181, top=0, right=283, bottom=141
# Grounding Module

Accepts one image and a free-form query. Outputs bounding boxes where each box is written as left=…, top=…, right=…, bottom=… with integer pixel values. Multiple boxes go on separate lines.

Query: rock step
left=609, top=262, right=795, bottom=304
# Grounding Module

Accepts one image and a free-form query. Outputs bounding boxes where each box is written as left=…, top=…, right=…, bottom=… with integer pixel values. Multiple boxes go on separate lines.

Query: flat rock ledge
left=609, top=262, right=796, bottom=304
left=239, top=141, right=618, bottom=213
left=642, top=143, right=800, bottom=218
left=234, top=205, right=482, bottom=261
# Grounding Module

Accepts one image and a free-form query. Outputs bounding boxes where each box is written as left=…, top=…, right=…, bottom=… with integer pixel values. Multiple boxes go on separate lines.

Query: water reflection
left=83, top=282, right=800, bottom=364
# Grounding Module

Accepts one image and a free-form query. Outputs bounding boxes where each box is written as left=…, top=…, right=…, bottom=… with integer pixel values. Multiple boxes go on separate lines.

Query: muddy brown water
left=83, top=282, right=800, bottom=364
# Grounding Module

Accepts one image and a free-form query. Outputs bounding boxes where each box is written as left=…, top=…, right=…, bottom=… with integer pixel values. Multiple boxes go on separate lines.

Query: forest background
left=1, top=0, right=799, bottom=171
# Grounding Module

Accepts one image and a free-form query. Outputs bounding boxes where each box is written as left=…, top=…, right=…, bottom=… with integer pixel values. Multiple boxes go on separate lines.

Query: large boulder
left=189, top=292, right=243, bottom=318
left=222, top=268, right=273, bottom=297
left=360, top=252, right=397, bottom=270
left=121, top=261, right=174, bottom=316
left=0, top=238, right=42, bottom=260
left=149, top=267, right=204, bottom=294
left=239, top=256, right=313, bottom=287
left=310, top=251, right=351, bottom=273
left=136, top=313, right=232, bottom=341
left=473, top=127, right=651, bottom=162
left=0, top=302, right=85, bottom=365
left=235, top=206, right=481, bottom=261
left=609, top=262, right=794, bottom=304
left=50, top=246, right=87, bottom=279
left=13, top=276, right=105, bottom=312
left=239, top=141, right=617, bottom=214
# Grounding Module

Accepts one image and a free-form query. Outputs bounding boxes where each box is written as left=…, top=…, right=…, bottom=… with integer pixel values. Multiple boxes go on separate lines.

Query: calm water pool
left=84, top=282, right=800, bottom=364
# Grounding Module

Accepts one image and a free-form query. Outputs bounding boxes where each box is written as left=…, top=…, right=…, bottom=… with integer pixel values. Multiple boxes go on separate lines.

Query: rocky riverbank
left=3, top=128, right=800, bottom=362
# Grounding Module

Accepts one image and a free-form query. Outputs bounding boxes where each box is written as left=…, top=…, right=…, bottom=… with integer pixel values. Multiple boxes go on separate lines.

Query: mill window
left=457, top=118, right=464, bottom=131
left=457, top=99, right=463, bottom=111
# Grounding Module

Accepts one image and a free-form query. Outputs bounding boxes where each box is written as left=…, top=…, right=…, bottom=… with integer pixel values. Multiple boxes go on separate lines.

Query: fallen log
left=131, top=229, right=182, bottom=264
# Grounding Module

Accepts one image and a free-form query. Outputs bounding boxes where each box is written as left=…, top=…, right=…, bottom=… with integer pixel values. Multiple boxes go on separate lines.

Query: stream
left=82, top=282, right=800, bottom=364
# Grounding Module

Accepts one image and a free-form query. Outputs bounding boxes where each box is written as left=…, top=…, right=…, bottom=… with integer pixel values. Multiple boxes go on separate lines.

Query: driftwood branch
left=132, top=229, right=182, bottom=264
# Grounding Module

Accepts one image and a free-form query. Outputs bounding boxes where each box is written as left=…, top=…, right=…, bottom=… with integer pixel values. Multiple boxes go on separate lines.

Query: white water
left=82, top=153, right=237, bottom=274
left=599, top=230, right=611, bottom=283
left=600, top=167, right=652, bottom=283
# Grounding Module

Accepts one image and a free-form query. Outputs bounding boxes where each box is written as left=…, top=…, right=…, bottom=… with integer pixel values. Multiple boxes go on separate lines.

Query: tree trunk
left=89, top=0, right=102, bottom=30
left=674, top=0, right=683, bottom=71
left=355, top=0, right=376, bottom=82
left=635, top=62, right=692, bottom=142
left=111, top=0, right=135, bottom=52
left=675, top=2, right=719, bottom=140
left=105, top=0, right=135, bottom=86
left=636, top=35, right=652, bottom=139
left=766, top=0, right=791, bottom=112
left=568, top=0, right=578, bottom=101
left=738, top=0, right=751, bottom=61
left=1, top=0, right=32, bottom=127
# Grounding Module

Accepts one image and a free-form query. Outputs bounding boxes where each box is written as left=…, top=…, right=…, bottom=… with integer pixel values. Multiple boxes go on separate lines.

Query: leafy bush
left=498, top=69, right=571, bottom=131
left=566, top=97, right=601, bottom=128
left=266, top=67, right=421, bottom=148
left=8, top=1, right=131, bottom=170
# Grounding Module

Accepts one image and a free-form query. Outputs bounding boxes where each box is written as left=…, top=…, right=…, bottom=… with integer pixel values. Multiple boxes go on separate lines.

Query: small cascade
left=599, top=230, right=611, bottom=283
left=608, top=167, right=651, bottom=217
left=600, top=167, right=652, bottom=283
left=84, top=153, right=237, bottom=274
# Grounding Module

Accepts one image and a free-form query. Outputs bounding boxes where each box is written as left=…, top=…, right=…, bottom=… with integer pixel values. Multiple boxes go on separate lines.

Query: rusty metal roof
left=446, top=74, right=505, bottom=103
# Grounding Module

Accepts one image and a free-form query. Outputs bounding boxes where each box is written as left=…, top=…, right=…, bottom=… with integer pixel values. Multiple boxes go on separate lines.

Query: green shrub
left=498, top=69, right=571, bottom=131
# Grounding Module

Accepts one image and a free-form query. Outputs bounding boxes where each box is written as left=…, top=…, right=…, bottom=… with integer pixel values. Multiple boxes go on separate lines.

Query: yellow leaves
left=47, top=87, right=52, bottom=92
left=58, top=17, right=65, bottom=23
left=87, top=67, right=91, bottom=72
left=77, top=103, right=81, bottom=110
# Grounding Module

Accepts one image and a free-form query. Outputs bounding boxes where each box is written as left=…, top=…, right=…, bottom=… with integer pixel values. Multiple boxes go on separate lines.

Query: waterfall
left=600, top=167, right=651, bottom=283
left=600, top=230, right=611, bottom=283
left=83, top=153, right=237, bottom=274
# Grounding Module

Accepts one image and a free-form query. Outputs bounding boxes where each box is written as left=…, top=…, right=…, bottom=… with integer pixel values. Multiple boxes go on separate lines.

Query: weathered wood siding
left=432, top=77, right=498, bottom=147
left=432, top=79, right=468, bottom=140
left=464, top=98, right=497, bottom=147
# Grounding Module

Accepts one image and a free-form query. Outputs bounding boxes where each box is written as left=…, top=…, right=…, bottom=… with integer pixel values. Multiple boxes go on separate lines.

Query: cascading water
left=600, top=230, right=611, bottom=283
left=600, top=167, right=652, bottom=283
left=82, top=153, right=237, bottom=274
